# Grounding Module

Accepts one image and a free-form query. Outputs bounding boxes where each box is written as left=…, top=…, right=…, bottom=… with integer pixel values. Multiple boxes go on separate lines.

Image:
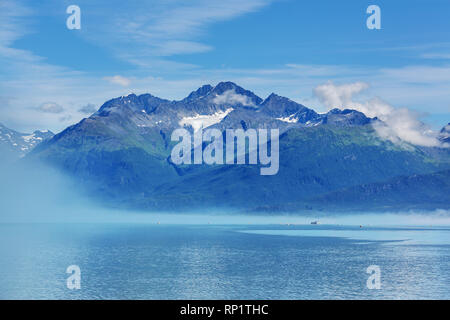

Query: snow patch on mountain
left=276, top=114, right=298, bottom=123
left=179, top=108, right=234, bottom=132
left=0, top=124, right=54, bottom=158
left=22, top=133, right=43, bottom=143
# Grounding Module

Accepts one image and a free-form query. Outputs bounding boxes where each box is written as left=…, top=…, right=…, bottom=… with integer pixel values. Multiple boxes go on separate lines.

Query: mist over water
left=1, top=156, right=450, bottom=225
left=0, top=158, right=98, bottom=223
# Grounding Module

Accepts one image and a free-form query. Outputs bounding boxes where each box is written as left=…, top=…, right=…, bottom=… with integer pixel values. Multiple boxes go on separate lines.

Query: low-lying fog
left=1, top=157, right=449, bottom=226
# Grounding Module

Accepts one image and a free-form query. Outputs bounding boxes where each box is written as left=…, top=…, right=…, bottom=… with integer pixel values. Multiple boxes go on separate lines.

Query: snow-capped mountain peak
left=0, top=123, right=54, bottom=158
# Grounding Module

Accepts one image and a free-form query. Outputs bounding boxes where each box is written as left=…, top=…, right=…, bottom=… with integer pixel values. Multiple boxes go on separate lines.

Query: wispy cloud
left=82, top=0, right=273, bottom=63
left=0, top=0, right=32, bottom=48
left=103, top=75, right=131, bottom=87
left=421, top=53, right=450, bottom=60
left=314, top=82, right=443, bottom=147
left=379, top=65, right=450, bottom=84
left=154, top=41, right=213, bottom=56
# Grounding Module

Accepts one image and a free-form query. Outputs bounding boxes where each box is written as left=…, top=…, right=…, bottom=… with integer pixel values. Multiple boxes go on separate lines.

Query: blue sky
left=1, top=0, right=449, bottom=132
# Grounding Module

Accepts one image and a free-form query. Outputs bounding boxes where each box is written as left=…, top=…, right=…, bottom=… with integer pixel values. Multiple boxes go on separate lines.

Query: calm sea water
left=0, top=223, right=449, bottom=299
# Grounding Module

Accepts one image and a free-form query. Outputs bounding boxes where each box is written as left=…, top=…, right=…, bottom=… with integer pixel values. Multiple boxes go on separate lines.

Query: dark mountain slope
left=145, top=125, right=448, bottom=211
left=310, top=169, right=450, bottom=211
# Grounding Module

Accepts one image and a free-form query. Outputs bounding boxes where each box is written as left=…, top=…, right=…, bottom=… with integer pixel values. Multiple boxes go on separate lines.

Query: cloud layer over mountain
left=314, top=82, right=443, bottom=147
left=212, top=89, right=256, bottom=107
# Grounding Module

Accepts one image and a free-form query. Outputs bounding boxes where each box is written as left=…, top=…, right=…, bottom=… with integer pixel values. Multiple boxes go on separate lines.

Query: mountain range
left=6, top=81, right=450, bottom=213
left=0, top=123, right=54, bottom=161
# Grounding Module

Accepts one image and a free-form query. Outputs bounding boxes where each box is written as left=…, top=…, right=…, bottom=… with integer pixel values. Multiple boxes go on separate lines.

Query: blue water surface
left=0, top=223, right=449, bottom=299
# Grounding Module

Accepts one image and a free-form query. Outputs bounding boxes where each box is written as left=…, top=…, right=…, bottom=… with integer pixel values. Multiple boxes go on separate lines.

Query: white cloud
left=37, top=102, right=64, bottom=114
left=213, top=89, right=255, bottom=107
left=103, top=75, right=131, bottom=87
left=314, top=82, right=444, bottom=147
left=313, top=82, right=369, bottom=109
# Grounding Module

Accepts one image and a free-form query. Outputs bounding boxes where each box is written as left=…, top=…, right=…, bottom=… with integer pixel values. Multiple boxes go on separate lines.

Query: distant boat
left=311, top=221, right=319, bottom=225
